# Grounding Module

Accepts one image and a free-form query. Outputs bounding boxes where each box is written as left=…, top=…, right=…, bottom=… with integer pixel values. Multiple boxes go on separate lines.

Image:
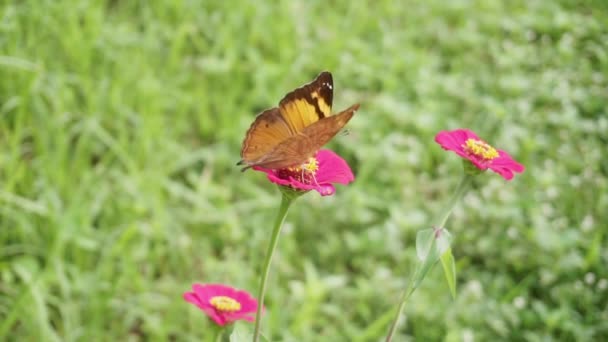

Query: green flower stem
left=436, top=173, right=473, bottom=229
left=384, top=280, right=415, bottom=342
left=253, top=192, right=295, bottom=342
left=209, top=325, right=226, bottom=342
left=384, top=173, right=473, bottom=342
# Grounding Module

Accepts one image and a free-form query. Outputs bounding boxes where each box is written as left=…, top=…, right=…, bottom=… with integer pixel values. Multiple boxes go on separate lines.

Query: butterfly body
left=239, top=72, right=359, bottom=171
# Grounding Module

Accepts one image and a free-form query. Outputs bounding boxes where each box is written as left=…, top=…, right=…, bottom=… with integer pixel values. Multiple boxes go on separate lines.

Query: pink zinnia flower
left=252, top=149, right=354, bottom=196
left=183, top=283, right=259, bottom=326
left=435, top=129, right=524, bottom=180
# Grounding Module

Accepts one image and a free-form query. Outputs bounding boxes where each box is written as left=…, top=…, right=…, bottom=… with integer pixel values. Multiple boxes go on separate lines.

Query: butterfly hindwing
left=298, top=103, right=359, bottom=149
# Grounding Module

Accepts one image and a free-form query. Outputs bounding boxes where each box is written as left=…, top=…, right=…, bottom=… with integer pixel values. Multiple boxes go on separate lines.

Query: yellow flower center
left=277, top=157, right=320, bottom=187
left=463, top=139, right=499, bottom=160
left=302, top=157, right=319, bottom=173
left=287, top=157, right=319, bottom=174
left=209, top=296, right=241, bottom=312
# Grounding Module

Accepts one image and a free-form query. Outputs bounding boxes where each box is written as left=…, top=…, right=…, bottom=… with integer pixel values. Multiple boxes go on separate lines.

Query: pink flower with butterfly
left=253, top=149, right=354, bottom=196
left=238, top=71, right=358, bottom=342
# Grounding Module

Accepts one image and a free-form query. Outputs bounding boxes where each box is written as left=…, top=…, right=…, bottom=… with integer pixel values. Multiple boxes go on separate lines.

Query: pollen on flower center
left=278, top=157, right=319, bottom=185
left=463, top=139, right=499, bottom=160
left=209, top=296, right=241, bottom=312
left=302, top=157, right=319, bottom=173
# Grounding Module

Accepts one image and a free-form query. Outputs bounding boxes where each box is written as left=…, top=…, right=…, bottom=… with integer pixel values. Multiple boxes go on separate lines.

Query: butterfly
left=238, top=71, right=359, bottom=171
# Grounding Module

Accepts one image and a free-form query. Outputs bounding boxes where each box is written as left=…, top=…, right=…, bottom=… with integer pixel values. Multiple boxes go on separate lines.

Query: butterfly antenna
left=340, top=129, right=351, bottom=136
left=236, top=159, right=253, bottom=172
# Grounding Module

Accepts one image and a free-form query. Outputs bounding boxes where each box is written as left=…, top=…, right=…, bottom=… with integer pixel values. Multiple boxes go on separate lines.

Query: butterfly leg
left=310, top=170, right=320, bottom=188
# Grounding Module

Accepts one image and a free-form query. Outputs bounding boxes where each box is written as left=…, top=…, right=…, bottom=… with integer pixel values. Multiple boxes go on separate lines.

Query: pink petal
left=216, top=285, right=237, bottom=297
left=203, top=307, right=228, bottom=326
left=229, top=312, right=256, bottom=322
left=191, top=284, right=215, bottom=299
left=489, top=150, right=525, bottom=181
left=313, top=184, right=336, bottom=196
left=459, top=129, right=480, bottom=140
left=275, top=176, right=336, bottom=196
left=435, top=129, right=467, bottom=152
left=315, top=150, right=355, bottom=185
left=183, top=292, right=205, bottom=307
left=494, top=150, right=525, bottom=172
left=233, top=290, right=258, bottom=311
left=464, top=155, right=488, bottom=171
left=264, top=171, right=295, bottom=187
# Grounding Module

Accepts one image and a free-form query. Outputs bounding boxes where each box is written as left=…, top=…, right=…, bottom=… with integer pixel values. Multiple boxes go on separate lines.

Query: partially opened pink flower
left=435, top=129, right=524, bottom=180
left=252, top=149, right=354, bottom=196
left=183, top=283, right=259, bottom=326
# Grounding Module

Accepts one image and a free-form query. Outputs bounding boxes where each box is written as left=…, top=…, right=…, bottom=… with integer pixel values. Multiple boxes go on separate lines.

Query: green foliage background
left=1, top=0, right=607, bottom=341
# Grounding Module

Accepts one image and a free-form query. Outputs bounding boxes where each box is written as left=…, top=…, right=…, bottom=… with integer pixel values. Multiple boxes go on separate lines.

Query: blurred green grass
left=1, top=0, right=607, bottom=340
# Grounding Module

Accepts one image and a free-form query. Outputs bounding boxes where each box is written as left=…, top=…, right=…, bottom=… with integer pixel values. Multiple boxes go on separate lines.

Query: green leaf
left=436, top=228, right=456, bottom=299
left=411, top=255, right=433, bottom=291
left=415, top=228, right=438, bottom=262
left=435, top=228, right=453, bottom=255
left=440, top=248, right=457, bottom=299
left=412, top=229, right=439, bottom=290
left=413, top=228, right=455, bottom=293
left=230, top=324, right=252, bottom=342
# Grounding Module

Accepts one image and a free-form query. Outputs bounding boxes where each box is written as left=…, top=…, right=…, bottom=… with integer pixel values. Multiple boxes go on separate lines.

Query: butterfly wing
left=239, top=72, right=334, bottom=169
left=278, top=71, right=333, bottom=133
left=248, top=104, right=359, bottom=170
left=239, top=107, right=295, bottom=166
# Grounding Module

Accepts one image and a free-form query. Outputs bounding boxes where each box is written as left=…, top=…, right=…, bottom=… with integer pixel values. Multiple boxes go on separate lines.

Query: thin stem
left=384, top=278, right=414, bottom=342
left=252, top=193, right=294, bottom=342
left=436, top=173, right=473, bottom=228
left=384, top=173, right=473, bottom=341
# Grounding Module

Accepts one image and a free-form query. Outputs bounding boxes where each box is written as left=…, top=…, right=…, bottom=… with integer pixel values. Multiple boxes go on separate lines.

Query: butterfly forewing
left=240, top=107, right=294, bottom=163
left=278, top=71, right=333, bottom=133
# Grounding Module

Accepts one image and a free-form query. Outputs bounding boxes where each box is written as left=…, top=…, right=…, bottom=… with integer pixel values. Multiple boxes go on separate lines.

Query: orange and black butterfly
left=238, top=71, right=359, bottom=171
